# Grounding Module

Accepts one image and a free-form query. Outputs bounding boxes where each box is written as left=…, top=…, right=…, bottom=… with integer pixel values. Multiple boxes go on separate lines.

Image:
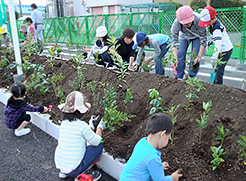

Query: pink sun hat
left=176, top=5, right=194, bottom=25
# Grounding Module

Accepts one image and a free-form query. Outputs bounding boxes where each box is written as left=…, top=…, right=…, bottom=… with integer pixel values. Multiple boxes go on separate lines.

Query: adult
left=87, top=26, right=114, bottom=68
left=31, top=3, right=44, bottom=42
left=199, top=6, right=233, bottom=84
left=113, top=27, right=136, bottom=71
left=171, top=5, right=207, bottom=79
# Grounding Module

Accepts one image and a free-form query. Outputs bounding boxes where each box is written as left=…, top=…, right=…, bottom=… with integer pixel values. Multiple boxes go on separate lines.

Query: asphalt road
left=0, top=102, right=116, bottom=181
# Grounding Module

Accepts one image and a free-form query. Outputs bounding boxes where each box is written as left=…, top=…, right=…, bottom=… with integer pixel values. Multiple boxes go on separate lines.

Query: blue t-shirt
left=120, top=137, right=173, bottom=181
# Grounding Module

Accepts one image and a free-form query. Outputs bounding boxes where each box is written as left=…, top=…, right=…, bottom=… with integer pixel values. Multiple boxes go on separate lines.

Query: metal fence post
left=85, top=16, right=90, bottom=46
left=240, top=6, right=246, bottom=64
left=68, top=17, right=72, bottom=42
left=129, top=13, right=133, bottom=28
left=159, top=11, right=164, bottom=34
left=105, top=15, right=109, bottom=29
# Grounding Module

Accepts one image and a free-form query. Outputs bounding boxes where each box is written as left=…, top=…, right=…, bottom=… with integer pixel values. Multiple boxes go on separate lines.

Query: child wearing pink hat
left=199, top=6, right=233, bottom=84
left=171, top=5, right=207, bottom=79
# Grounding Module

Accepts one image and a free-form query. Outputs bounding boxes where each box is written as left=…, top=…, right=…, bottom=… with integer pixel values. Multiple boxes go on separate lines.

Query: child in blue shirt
left=133, top=32, right=171, bottom=75
left=120, top=113, right=182, bottom=181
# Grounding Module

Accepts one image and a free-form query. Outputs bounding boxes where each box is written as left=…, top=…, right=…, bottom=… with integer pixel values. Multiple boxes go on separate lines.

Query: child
left=24, top=17, right=37, bottom=45
left=55, top=91, right=106, bottom=180
left=19, top=24, right=28, bottom=39
left=4, top=83, right=45, bottom=137
left=120, top=113, right=183, bottom=181
left=199, top=6, right=233, bottom=84
left=133, top=32, right=171, bottom=75
left=86, top=26, right=114, bottom=68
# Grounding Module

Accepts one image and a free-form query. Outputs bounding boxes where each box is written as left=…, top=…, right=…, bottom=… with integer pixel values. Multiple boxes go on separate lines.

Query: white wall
left=73, top=0, right=86, bottom=16
left=86, top=0, right=152, bottom=7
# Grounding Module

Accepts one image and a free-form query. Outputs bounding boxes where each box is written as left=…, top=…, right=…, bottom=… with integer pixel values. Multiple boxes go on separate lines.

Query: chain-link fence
left=15, top=7, right=246, bottom=62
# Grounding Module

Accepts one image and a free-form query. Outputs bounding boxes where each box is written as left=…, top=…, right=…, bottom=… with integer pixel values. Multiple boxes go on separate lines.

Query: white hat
left=96, top=26, right=107, bottom=37
left=58, top=91, right=91, bottom=114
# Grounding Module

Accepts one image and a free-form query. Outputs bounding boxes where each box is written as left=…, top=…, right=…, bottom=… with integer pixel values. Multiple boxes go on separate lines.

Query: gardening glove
left=97, top=118, right=106, bottom=130
left=89, top=115, right=100, bottom=130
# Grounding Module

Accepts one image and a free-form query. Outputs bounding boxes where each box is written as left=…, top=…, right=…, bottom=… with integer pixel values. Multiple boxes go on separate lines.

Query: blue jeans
left=176, top=38, right=200, bottom=79
left=66, top=143, right=103, bottom=178
left=155, top=43, right=170, bottom=75
left=214, top=48, right=233, bottom=84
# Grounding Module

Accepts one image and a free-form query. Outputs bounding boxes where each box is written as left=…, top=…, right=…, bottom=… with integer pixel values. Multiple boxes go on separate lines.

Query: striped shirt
left=55, top=119, right=101, bottom=174
left=209, top=20, right=233, bottom=60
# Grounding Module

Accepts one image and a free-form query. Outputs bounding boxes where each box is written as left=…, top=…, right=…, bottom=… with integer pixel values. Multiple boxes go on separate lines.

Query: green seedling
left=237, top=135, right=246, bottom=165
left=148, top=88, right=164, bottom=115
left=123, top=88, right=133, bottom=108
left=51, top=73, right=65, bottom=97
left=70, top=65, right=86, bottom=90
left=216, top=126, right=229, bottom=146
left=165, top=104, right=180, bottom=145
left=57, top=86, right=66, bottom=104
left=0, top=56, right=9, bottom=68
left=195, top=100, right=212, bottom=144
left=103, top=87, right=119, bottom=109
left=184, top=77, right=205, bottom=118
left=210, top=145, right=225, bottom=170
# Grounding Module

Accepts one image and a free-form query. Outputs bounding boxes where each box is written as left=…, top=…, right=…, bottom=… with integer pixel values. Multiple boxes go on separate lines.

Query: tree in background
left=167, top=1, right=183, bottom=10
left=190, top=0, right=207, bottom=10
left=210, top=0, right=245, bottom=8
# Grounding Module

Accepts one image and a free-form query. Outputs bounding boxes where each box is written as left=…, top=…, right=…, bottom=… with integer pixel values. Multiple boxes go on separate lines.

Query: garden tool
left=76, top=174, right=93, bottom=181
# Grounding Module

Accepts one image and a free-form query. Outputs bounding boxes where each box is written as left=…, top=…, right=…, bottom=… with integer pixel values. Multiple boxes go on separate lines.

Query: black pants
left=14, top=114, right=31, bottom=129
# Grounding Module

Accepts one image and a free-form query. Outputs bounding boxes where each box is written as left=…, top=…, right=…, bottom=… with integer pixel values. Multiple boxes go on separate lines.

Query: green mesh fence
left=13, top=7, right=246, bottom=62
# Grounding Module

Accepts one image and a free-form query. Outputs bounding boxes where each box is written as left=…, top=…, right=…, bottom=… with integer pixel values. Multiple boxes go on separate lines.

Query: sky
left=4, top=0, right=47, bottom=6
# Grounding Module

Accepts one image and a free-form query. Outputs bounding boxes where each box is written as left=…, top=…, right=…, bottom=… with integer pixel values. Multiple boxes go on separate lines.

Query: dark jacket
left=115, top=37, right=136, bottom=62
left=4, top=96, right=44, bottom=129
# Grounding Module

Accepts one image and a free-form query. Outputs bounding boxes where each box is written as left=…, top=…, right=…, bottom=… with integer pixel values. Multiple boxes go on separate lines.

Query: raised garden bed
left=0, top=50, right=246, bottom=181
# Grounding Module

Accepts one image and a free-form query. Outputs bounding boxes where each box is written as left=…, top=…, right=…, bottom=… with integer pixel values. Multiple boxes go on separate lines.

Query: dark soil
left=1, top=51, right=246, bottom=181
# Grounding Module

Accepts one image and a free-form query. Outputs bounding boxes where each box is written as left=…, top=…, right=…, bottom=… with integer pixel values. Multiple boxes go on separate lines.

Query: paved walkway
left=0, top=102, right=116, bottom=181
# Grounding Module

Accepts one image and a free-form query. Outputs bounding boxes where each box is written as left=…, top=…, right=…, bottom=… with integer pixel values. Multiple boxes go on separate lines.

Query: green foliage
left=148, top=88, right=164, bottom=115
left=237, top=135, right=246, bottom=164
left=124, top=88, right=133, bottom=106
left=210, top=145, right=225, bottom=170
left=184, top=77, right=205, bottom=115
left=21, top=56, right=44, bottom=73
left=70, top=65, right=86, bottom=91
left=167, top=1, right=183, bottom=9
left=141, top=63, right=155, bottom=73
left=25, top=72, right=51, bottom=95
left=190, top=0, right=207, bottom=10
left=216, top=126, right=229, bottom=146
left=102, top=87, right=135, bottom=131
left=210, top=0, right=245, bottom=8
left=195, top=100, right=212, bottom=144
left=0, top=56, right=9, bottom=68
left=51, top=73, right=65, bottom=97
left=165, top=104, right=180, bottom=145
left=57, top=86, right=66, bottom=104
left=86, top=81, right=108, bottom=106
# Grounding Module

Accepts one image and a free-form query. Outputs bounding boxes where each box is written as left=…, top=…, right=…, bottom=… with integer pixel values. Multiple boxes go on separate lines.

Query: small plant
left=216, top=126, right=229, bottom=146
left=86, top=81, right=108, bottom=106
left=70, top=65, right=86, bottom=90
left=148, top=88, right=163, bottom=115
left=123, top=88, right=133, bottom=108
left=237, top=135, right=246, bottom=165
left=57, top=86, right=66, bottom=104
left=210, top=145, right=225, bottom=170
left=184, top=77, right=205, bottom=118
left=50, top=73, right=65, bottom=97
left=165, top=104, right=180, bottom=145
left=141, top=63, right=155, bottom=73
left=195, top=100, right=212, bottom=144
left=102, top=87, right=135, bottom=131
left=0, top=55, right=9, bottom=68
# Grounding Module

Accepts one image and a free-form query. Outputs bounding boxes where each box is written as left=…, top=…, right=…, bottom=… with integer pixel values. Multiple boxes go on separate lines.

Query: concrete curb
left=0, top=88, right=124, bottom=180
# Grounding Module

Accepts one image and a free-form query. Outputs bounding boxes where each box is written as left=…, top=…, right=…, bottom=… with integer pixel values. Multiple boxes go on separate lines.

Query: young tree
left=210, top=0, right=244, bottom=8
left=190, top=0, right=207, bottom=10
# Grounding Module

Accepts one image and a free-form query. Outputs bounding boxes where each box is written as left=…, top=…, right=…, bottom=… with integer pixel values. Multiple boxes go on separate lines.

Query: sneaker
left=107, top=65, right=117, bottom=70
left=95, top=63, right=104, bottom=67
left=59, top=172, right=67, bottom=179
left=14, top=128, right=31, bottom=137
left=84, top=170, right=102, bottom=181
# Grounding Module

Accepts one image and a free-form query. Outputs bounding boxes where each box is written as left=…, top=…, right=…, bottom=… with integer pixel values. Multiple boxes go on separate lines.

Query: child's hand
left=162, top=162, right=170, bottom=170
left=89, top=115, right=100, bottom=130
left=171, top=169, right=183, bottom=181
left=97, top=118, right=106, bottom=130
left=43, top=105, right=52, bottom=113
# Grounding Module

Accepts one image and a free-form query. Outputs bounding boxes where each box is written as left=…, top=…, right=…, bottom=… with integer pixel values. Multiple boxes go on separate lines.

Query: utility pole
left=19, top=0, right=22, bottom=17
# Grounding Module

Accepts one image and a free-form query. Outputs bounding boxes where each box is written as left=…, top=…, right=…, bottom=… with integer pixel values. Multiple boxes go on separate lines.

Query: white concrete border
left=0, top=87, right=124, bottom=180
